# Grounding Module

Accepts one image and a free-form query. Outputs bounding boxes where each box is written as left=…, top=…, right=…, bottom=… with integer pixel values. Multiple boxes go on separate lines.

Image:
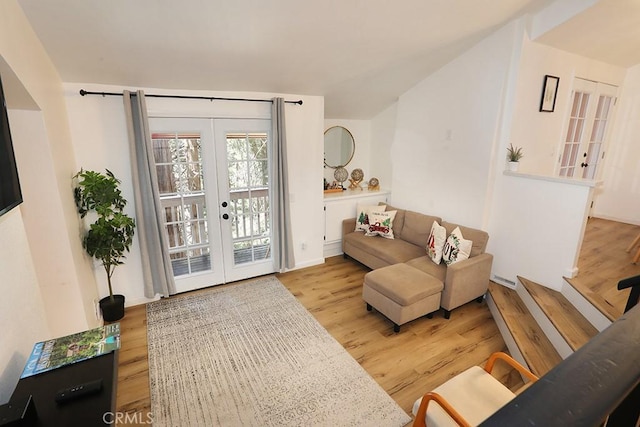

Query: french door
left=558, top=78, right=618, bottom=179
left=149, top=117, right=275, bottom=294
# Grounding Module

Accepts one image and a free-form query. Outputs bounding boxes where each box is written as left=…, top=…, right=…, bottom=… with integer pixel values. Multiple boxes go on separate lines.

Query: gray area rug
left=147, top=275, right=411, bottom=426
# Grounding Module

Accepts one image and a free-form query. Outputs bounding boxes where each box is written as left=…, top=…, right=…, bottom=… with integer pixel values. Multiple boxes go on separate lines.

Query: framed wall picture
left=539, top=75, right=560, bottom=112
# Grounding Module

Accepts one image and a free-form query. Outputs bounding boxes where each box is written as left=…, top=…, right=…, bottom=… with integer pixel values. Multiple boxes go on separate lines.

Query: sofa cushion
left=380, top=203, right=406, bottom=239
left=365, top=211, right=397, bottom=239
left=406, top=256, right=447, bottom=282
left=401, top=210, right=442, bottom=248
left=344, top=231, right=426, bottom=265
left=442, top=226, right=473, bottom=266
left=427, top=220, right=447, bottom=264
left=442, top=221, right=489, bottom=258
left=355, top=203, right=387, bottom=232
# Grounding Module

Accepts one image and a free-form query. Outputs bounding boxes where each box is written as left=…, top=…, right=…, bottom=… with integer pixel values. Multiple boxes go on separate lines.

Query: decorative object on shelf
left=324, top=178, right=344, bottom=193
left=324, top=126, right=355, bottom=169
left=368, top=177, right=380, bottom=191
left=539, top=74, right=560, bottom=112
left=348, top=168, right=364, bottom=190
left=73, top=169, right=136, bottom=321
left=334, top=166, right=349, bottom=189
left=506, top=144, right=523, bottom=172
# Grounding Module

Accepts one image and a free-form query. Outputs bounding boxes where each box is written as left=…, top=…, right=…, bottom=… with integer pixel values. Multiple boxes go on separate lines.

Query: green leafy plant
left=73, top=169, right=135, bottom=300
left=507, top=144, right=524, bottom=162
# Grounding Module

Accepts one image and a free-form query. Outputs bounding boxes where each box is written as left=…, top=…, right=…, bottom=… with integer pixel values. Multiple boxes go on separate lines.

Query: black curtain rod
left=79, top=89, right=303, bottom=105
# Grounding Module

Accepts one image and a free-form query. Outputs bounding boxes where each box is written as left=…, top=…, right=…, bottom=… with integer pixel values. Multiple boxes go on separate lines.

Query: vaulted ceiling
left=15, top=0, right=640, bottom=119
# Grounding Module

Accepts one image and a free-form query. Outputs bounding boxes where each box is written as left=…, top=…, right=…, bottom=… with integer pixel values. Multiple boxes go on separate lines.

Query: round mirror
left=324, top=126, right=355, bottom=168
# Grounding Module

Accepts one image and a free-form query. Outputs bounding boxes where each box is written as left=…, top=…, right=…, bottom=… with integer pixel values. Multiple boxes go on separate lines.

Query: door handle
left=581, top=162, right=589, bottom=168
left=222, top=213, right=229, bottom=220
left=221, top=201, right=228, bottom=208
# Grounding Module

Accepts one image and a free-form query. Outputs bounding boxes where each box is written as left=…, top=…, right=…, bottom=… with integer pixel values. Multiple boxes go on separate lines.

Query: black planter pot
left=99, top=294, right=125, bottom=322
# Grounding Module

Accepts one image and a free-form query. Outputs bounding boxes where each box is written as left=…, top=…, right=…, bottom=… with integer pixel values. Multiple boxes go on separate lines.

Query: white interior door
left=558, top=78, right=618, bottom=179
left=214, top=119, right=275, bottom=283
left=149, top=117, right=275, bottom=293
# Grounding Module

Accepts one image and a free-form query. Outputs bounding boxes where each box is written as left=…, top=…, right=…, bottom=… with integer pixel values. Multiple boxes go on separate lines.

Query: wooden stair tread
left=564, top=277, right=620, bottom=322
left=488, top=282, right=562, bottom=377
left=520, top=277, right=598, bottom=351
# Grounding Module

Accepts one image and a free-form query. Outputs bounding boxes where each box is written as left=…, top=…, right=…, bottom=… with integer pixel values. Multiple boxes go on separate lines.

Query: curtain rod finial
left=79, top=89, right=87, bottom=96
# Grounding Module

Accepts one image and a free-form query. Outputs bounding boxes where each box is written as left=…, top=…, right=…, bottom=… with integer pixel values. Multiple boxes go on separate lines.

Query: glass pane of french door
left=149, top=118, right=225, bottom=294
left=582, top=94, right=614, bottom=179
left=226, top=132, right=271, bottom=265
left=559, top=90, right=590, bottom=177
left=152, top=132, right=210, bottom=276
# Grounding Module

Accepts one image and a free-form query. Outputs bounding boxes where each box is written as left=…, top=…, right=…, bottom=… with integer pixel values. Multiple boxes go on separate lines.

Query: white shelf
left=324, top=188, right=389, bottom=201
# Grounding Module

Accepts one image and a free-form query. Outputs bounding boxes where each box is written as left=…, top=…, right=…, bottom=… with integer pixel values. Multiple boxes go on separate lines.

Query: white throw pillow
left=426, top=221, right=447, bottom=264
left=355, top=203, right=386, bottom=232
left=365, top=210, right=397, bottom=239
left=442, top=227, right=473, bottom=266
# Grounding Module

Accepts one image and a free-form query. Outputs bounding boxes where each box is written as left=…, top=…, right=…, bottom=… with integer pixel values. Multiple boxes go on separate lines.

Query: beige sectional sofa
left=342, top=203, right=493, bottom=319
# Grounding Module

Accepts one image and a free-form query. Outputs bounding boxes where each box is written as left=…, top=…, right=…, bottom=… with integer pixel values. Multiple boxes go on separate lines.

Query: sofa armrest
left=342, top=218, right=357, bottom=238
left=442, top=253, right=494, bottom=311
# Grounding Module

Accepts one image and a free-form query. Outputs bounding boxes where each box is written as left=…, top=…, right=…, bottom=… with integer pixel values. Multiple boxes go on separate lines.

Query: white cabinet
left=324, top=189, right=389, bottom=258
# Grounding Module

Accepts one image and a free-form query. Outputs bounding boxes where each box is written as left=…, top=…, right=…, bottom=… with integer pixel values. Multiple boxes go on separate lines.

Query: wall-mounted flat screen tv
left=0, top=74, right=23, bottom=217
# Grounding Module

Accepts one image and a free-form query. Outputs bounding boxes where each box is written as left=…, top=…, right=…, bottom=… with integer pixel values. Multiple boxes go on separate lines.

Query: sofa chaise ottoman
left=363, top=263, right=444, bottom=332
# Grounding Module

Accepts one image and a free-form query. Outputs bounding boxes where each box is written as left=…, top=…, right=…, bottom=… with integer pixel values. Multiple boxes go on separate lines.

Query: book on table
left=20, top=323, right=120, bottom=379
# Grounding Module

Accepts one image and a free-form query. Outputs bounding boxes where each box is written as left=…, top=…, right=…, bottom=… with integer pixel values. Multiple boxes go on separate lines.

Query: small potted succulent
left=73, top=169, right=135, bottom=321
left=506, top=144, right=524, bottom=172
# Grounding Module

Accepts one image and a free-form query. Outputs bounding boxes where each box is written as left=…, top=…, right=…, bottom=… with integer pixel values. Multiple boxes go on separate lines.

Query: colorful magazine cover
left=20, top=323, right=120, bottom=378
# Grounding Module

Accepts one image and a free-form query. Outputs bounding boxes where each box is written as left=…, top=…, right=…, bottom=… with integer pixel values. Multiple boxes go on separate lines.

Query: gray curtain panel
left=123, top=90, right=176, bottom=297
left=272, top=98, right=295, bottom=271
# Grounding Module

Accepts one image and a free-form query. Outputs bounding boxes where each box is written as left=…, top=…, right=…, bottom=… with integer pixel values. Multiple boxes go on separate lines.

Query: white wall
left=487, top=173, right=595, bottom=291
left=391, top=21, right=521, bottom=229
left=592, top=64, right=640, bottom=225
left=387, top=13, right=616, bottom=292
left=370, top=102, right=397, bottom=191
left=509, top=36, right=626, bottom=176
left=0, top=0, right=99, bottom=400
left=64, top=83, right=325, bottom=305
left=0, top=208, right=49, bottom=402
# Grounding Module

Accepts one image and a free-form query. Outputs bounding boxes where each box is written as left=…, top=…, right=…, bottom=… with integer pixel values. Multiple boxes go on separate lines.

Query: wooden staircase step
left=488, top=282, right=562, bottom=377
left=520, top=277, right=599, bottom=351
left=564, top=277, right=620, bottom=322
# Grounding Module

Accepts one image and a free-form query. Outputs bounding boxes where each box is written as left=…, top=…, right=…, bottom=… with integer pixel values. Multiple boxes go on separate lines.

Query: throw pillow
left=442, top=227, right=473, bottom=266
left=426, top=220, right=447, bottom=264
left=355, top=203, right=386, bottom=232
left=365, top=210, right=397, bottom=239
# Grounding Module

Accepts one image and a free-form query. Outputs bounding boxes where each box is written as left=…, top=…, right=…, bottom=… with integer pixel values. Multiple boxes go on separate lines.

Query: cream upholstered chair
left=412, top=352, right=538, bottom=427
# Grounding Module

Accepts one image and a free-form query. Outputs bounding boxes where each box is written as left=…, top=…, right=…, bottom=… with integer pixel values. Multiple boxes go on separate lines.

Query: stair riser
left=486, top=293, right=531, bottom=380
left=561, top=281, right=612, bottom=332
left=515, top=281, right=573, bottom=359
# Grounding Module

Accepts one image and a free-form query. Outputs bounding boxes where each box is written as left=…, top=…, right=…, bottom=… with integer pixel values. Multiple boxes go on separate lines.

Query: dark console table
left=10, top=351, right=118, bottom=426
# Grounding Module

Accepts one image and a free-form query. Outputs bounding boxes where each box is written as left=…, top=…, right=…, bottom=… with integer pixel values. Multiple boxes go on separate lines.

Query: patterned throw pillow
left=365, top=211, right=397, bottom=239
left=426, top=220, right=447, bottom=264
left=355, top=203, right=386, bottom=232
left=442, top=227, right=473, bottom=266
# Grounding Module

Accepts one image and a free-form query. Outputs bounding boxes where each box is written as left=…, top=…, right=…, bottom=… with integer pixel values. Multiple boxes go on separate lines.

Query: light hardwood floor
left=115, top=217, right=637, bottom=423
left=566, top=217, right=640, bottom=320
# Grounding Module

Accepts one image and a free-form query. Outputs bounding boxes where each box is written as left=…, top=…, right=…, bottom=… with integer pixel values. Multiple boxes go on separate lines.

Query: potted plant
left=73, top=169, right=135, bottom=322
left=506, top=144, right=524, bottom=172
